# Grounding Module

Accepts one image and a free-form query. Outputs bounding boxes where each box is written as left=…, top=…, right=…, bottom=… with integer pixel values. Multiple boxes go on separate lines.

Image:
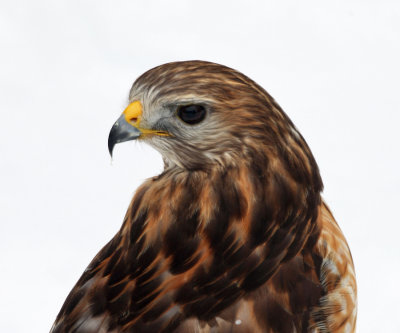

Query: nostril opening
left=129, top=117, right=138, bottom=123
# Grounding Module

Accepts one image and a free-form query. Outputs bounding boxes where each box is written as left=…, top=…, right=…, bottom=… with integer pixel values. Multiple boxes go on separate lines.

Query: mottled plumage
left=51, top=61, right=357, bottom=332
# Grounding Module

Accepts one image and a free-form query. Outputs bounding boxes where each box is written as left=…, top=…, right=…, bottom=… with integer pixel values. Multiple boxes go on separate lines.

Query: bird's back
left=167, top=202, right=357, bottom=333
left=51, top=193, right=356, bottom=333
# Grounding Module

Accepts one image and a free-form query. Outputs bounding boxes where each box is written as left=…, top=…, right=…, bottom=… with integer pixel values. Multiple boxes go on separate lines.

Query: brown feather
left=51, top=61, right=356, bottom=333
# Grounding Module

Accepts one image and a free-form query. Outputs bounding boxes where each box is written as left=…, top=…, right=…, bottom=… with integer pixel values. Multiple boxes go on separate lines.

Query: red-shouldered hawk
left=51, top=61, right=357, bottom=333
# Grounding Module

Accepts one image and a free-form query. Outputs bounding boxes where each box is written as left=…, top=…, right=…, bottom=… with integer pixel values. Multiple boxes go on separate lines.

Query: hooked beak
left=108, top=100, right=169, bottom=157
left=108, top=114, right=141, bottom=157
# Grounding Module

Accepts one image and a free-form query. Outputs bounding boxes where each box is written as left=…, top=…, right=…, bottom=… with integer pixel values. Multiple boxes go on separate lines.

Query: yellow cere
left=123, top=100, right=143, bottom=125
left=122, top=100, right=170, bottom=137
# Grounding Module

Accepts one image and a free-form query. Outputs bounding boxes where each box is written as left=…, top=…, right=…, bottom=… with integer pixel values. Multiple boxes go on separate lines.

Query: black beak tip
left=108, top=122, right=120, bottom=158
left=108, top=130, right=116, bottom=157
left=108, top=144, right=114, bottom=157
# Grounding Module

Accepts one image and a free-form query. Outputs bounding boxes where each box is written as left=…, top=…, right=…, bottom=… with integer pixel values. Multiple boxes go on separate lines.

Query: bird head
left=109, top=61, right=320, bottom=180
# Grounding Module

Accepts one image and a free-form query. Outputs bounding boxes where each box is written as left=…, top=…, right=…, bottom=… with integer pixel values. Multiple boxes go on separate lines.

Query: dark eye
left=177, top=104, right=206, bottom=125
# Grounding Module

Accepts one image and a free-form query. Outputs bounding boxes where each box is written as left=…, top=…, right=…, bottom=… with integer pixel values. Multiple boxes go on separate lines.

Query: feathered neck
left=120, top=145, right=322, bottom=283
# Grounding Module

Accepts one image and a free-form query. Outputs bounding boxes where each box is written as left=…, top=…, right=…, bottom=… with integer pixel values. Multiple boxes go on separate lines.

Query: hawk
left=51, top=61, right=357, bottom=332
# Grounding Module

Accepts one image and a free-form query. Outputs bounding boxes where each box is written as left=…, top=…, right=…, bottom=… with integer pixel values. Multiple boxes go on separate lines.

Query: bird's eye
left=177, top=104, right=206, bottom=125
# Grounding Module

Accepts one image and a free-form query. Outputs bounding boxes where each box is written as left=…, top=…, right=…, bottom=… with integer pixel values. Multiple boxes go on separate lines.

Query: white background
left=1, top=1, right=399, bottom=332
